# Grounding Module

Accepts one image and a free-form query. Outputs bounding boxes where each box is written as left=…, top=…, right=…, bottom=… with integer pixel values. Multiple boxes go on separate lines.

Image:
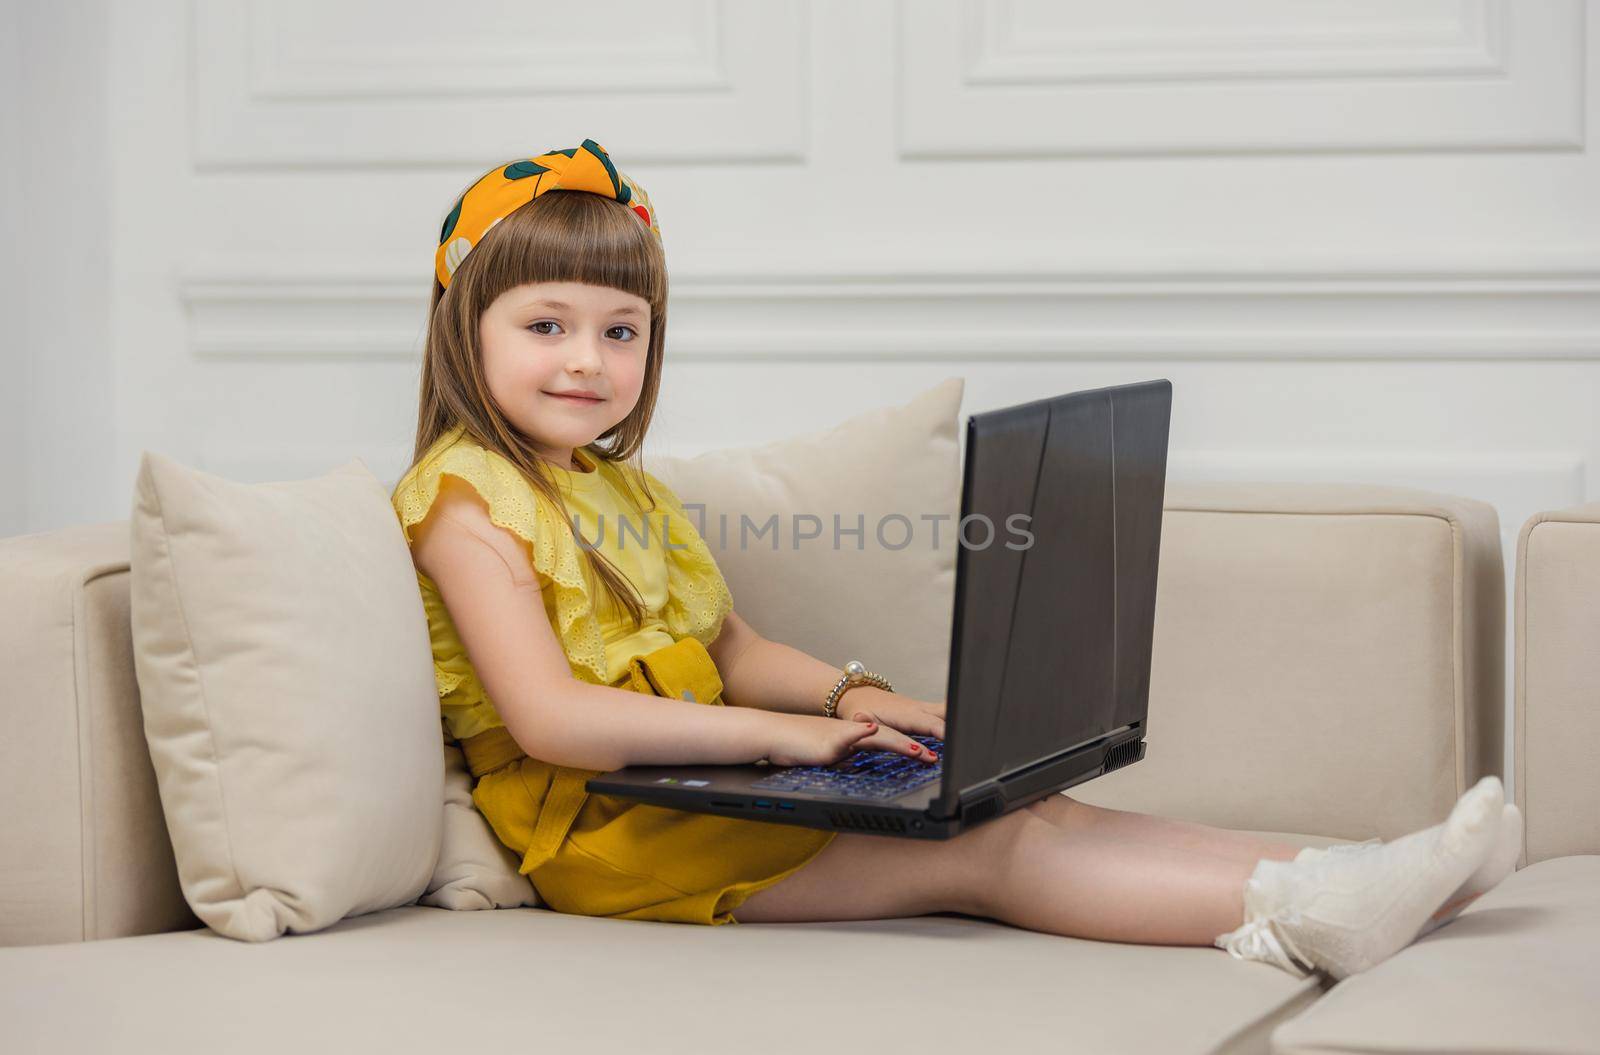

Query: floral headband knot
left=435, top=138, right=660, bottom=290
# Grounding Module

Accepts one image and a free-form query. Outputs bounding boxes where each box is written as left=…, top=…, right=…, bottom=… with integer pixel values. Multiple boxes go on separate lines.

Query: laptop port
left=711, top=800, right=744, bottom=809
left=754, top=800, right=773, bottom=808
left=777, top=802, right=795, bottom=810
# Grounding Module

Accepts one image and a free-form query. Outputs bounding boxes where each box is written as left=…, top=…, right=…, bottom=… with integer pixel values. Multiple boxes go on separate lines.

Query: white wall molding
left=180, top=254, right=1600, bottom=362
left=967, top=0, right=1508, bottom=85
left=192, top=0, right=807, bottom=167
left=246, top=0, right=726, bottom=100
left=900, top=0, right=1583, bottom=157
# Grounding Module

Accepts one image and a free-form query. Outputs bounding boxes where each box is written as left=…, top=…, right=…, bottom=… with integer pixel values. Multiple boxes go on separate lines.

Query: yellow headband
left=435, top=138, right=660, bottom=290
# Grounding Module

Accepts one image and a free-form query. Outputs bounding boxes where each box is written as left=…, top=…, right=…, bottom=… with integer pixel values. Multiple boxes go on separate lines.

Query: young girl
left=391, top=139, right=1523, bottom=981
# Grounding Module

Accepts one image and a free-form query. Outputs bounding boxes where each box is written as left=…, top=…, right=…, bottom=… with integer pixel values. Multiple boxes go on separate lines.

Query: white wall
left=0, top=3, right=22, bottom=539
left=11, top=0, right=1600, bottom=789
left=2, top=1, right=115, bottom=538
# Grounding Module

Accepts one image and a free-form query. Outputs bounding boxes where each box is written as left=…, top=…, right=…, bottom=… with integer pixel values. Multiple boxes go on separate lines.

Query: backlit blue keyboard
left=749, top=736, right=944, bottom=801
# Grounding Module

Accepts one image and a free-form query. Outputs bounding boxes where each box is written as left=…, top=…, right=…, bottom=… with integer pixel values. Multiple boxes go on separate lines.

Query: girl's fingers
left=855, top=731, right=897, bottom=754
left=889, top=728, right=935, bottom=761
left=816, top=715, right=944, bottom=764
left=853, top=706, right=944, bottom=742
left=846, top=715, right=941, bottom=759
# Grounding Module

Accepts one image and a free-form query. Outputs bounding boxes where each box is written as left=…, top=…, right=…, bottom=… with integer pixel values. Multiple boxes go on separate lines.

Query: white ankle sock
left=1291, top=800, right=1523, bottom=938
left=1415, top=801, right=1522, bottom=937
left=1213, top=775, right=1505, bottom=980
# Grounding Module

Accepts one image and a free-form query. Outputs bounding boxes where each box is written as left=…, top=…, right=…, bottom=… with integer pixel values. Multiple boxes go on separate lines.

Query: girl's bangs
left=476, top=191, right=665, bottom=309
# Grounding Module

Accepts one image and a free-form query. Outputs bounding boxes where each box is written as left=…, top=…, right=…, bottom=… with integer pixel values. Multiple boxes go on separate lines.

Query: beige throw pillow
left=419, top=742, right=539, bottom=910
left=650, top=376, right=965, bottom=706
left=130, top=453, right=444, bottom=941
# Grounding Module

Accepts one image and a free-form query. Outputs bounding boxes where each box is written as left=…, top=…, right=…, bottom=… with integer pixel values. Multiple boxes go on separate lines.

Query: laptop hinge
left=943, top=724, right=1143, bottom=822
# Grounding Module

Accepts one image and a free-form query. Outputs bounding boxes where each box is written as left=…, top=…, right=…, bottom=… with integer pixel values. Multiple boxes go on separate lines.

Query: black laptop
left=586, top=379, right=1173, bottom=839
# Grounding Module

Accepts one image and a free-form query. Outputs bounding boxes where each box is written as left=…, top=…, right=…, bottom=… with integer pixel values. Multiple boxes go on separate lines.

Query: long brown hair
left=408, top=188, right=668, bottom=630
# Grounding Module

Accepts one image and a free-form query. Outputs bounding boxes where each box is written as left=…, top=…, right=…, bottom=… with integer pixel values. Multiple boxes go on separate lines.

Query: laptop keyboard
left=749, top=735, right=945, bottom=801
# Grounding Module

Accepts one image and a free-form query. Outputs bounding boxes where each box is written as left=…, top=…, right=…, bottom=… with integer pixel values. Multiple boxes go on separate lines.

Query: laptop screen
left=936, top=380, right=1172, bottom=814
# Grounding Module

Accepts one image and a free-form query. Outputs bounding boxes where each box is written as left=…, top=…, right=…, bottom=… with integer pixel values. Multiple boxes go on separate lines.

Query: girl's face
left=479, top=280, right=651, bottom=469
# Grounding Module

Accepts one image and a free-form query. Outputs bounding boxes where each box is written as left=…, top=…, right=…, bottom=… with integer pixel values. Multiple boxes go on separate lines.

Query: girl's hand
left=761, top=713, right=880, bottom=767
left=837, top=694, right=945, bottom=763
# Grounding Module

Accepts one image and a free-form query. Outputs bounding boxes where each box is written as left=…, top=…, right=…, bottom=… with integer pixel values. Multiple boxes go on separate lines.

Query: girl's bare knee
left=736, top=808, right=1055, bottom=923
left=951, top=807, right=1053, bottom=919
left=1023, top=791, right=1098, bottom=831
left=736, top=830, right=970, bottom=922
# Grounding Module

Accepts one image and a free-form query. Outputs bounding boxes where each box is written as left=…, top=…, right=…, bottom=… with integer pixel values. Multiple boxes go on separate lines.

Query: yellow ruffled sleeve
left=639, top=469, right=735, bottom=649
left=391, top=436, right=611, bottom=688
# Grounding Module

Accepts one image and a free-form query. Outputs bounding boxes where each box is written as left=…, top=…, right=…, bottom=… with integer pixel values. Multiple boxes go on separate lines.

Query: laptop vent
left=964, top=796, right=1004, bottom=825
left=1102, top=739, right=1145, bottom=774
left=826, top=810, right=908, bottom=834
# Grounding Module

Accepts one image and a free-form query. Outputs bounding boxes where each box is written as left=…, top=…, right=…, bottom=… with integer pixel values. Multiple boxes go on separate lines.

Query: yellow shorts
left=463, top=636, right=835, bottom=925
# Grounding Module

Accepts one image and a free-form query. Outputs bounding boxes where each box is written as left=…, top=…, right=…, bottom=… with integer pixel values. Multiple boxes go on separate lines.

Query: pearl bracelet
left=823, top=659, right=894, bottom=719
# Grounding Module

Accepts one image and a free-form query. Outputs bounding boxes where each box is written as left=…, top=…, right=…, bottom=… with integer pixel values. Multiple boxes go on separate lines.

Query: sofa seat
left=0, top=834, right=1339, bottom=1055
left=1270, top=854, right=1600, bottom=1055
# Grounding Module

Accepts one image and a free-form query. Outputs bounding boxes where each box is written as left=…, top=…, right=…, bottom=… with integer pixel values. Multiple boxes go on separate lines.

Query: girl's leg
left=1023, top=795, right=1481, bottom=925
left=1021, top=793, right=1303, bottom=865
left=734, top=805, right=1258, bottom=945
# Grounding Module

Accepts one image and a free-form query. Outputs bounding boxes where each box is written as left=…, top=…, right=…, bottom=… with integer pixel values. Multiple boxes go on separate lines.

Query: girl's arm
left=708, top=610, right=890, bottom=717
left=412, top=478, right=780, bottom=772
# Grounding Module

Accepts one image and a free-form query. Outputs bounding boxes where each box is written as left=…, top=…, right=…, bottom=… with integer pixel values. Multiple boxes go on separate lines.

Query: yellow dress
left=391, top=423, right=835, bottom=924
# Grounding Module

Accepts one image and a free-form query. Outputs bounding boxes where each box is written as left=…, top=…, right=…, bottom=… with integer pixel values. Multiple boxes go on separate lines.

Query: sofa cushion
left=1516, top=502, right=1600, bottom=864
left=651, top=375, right=964, bottom=705
left=130, top=452, right=443, bottom=941
left=1270, top=854, right=1600, bottom=1054
left=1071, top=483, right=1504, bottom=842
left=0, top=827, right=1345, bottom=1055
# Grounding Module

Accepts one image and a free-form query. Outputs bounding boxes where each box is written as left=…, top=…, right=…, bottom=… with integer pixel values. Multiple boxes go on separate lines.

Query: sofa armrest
left=1071, top=483, right=1503, bottom=841
left=0, top=522, right=200, bottom=947
left=1515, top=501, right=1600, bottom=865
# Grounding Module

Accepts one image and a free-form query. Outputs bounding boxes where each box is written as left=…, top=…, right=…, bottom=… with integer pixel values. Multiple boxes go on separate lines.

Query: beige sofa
left=1, top=479, right=1596, bottom=1054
